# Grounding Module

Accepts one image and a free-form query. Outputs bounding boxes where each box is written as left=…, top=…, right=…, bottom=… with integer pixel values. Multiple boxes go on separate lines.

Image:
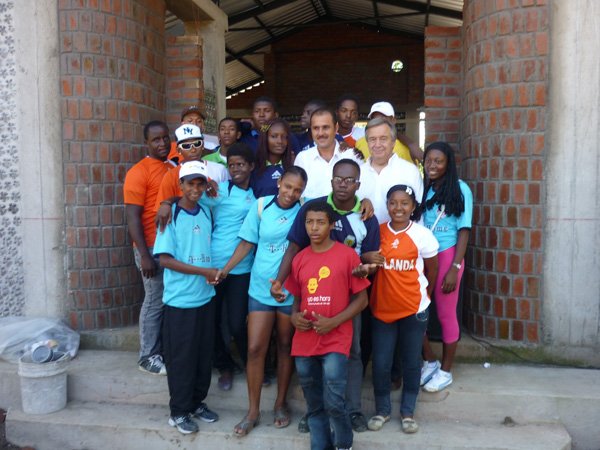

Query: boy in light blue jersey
left=200, top=143, right=256, bottom=390
left=153, top=160, right=221, bottom=435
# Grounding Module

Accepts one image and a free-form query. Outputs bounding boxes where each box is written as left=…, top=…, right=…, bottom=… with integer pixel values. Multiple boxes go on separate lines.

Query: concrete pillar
left=187, top=0, right=227, bottom=131
left=14, top=0, right=66, bottom=318
left=543, top=0, right=600, bottom=352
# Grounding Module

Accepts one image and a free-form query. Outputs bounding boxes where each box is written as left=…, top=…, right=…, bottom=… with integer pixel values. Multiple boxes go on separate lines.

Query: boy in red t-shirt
left=285, top=201, right=371, bottom=450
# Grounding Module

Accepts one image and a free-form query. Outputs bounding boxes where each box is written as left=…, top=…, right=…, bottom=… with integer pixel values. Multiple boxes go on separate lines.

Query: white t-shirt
left=293, top=142, right=361, bottom=200
left=357, top=154, right=423, bottom=224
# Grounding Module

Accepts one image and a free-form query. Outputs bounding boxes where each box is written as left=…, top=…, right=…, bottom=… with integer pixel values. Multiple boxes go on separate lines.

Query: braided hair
left=422, top=141, right=465, bottom=217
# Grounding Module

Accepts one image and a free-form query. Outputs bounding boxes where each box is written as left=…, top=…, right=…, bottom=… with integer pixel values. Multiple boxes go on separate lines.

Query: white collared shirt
left=294, top=142, right=361, bottom=200
left=357, top=153, right=424, bottom=223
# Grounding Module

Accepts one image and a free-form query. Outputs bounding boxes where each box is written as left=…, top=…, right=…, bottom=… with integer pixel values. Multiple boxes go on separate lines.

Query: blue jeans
left=296, top=353, right=353, bottom=450
left=134, top=246, right=164, bottom=360
left=345, top=313, right=362, bottom=414
left=371, top=309, right=429, bottom=417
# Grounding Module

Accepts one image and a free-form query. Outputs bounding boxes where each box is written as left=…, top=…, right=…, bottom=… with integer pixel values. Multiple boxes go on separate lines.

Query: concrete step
left=2, top=351, right=599, bottom=448
left=5, top=400, right=572, bottom=450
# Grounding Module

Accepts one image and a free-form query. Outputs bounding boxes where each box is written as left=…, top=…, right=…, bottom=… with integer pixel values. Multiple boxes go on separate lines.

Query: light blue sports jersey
left=238, top=195, right=301, bottom=306
left=201, top=181, right=256, bottom=274
left=423, top=180, right=473, bottom=252
left=153, top=203, right=215, bottom=308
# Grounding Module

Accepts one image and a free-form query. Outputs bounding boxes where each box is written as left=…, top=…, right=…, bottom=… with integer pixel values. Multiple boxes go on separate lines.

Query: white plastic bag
left=0, top=317, right=80, bottom=363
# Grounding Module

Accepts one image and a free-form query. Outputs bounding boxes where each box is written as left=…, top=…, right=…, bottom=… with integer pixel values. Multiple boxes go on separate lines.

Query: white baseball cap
left=179, top=160, right=208, bottom=182
left=368, top=101, right=395, bottom=118
left=175, top=124, right=203, bottom=144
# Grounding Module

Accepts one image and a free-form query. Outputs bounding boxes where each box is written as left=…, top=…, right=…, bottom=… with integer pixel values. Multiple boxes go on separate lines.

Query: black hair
left=305, top=98, right=327, bottom=109
left=387, top=184, right=421, bottom=221
left=422, top=141, right=465, bottom=218
left=143, top=120, right=168, bottom=140
left=226, top=142, right=255, bottom=165
left=219, top=117, right=241, bottom=132
left=281, top=165, right=308, bottom=185
left=310, top=107, right=338, bottom=126
left=255, top=118, right=294, bottom=176
left=253, top=96, right=278, bottom=111
left=336, top=94, right=359, bottom=110
left=332, top=159, right=361, bottom=177
left=305, top=200, right=336, bottom=224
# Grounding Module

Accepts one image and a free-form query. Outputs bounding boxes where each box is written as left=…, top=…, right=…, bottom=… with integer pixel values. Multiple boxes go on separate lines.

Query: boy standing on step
left=153, top=160, right=221, bottom=434
left=285, top=201, right=371, bottom=450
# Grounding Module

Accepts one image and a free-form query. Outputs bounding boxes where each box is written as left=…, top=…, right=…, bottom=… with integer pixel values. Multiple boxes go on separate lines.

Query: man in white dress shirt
left=294, top=108, right=360, bottom=199
left=357, top=117, right=423, bottom=224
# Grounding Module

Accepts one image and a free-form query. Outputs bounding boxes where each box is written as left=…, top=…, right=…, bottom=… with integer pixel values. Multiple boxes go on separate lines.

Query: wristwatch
left=452, top=262, right=462, bottom=270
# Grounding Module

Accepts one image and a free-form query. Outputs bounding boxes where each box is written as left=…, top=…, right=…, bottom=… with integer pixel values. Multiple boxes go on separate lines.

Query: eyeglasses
left=332, top=176, right=358, bottom=185
left=179, top=140, right=203, bottom=150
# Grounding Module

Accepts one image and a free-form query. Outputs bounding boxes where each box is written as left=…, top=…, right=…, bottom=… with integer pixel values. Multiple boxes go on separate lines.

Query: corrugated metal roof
left=169, top=0, right=464, bottom=96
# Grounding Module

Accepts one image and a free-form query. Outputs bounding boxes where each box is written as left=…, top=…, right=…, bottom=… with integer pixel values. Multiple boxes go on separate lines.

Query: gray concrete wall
left=0, top=0, right=25, bottom=316
left=190, top=0, right=227, bottom=129
left=544, top=0, right=600, bottom=351
left=14, top=0, right=66, bottom=318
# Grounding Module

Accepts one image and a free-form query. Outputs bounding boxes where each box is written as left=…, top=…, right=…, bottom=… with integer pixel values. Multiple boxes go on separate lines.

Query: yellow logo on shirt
left=306, top=266, right=331, bottom=294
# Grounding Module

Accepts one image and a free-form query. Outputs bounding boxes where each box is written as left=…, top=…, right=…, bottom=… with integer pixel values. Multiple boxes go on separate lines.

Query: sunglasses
left=179, top=140, right=203, bottom=150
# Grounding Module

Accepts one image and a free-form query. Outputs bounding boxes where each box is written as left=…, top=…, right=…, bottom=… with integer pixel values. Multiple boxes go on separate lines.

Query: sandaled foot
left=273, top=406, right=291, bottom=428
left=367, top=414, right=390, bottom=431
left=401, top=417, right=419, bottom=434
left=234, top=415, right=260, bottom=437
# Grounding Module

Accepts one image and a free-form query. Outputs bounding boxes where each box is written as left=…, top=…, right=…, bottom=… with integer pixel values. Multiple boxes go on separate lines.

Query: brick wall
left=60, top=0, right=167, bottom=329
left=424, top=26, right=462, bottom=148
left=227, top=23, right=424, bottom=116
left=460, top=0, right=548, bottom=343
left=165, top=34, right=204, bottom=133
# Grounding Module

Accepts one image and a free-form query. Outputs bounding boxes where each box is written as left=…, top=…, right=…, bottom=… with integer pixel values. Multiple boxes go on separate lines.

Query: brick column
left=424, top=26, right=462, bottom=148
left=165, top=33, right=205, bottom=133
left=461, top=0, right=548, bottom=343
left=60, top=0, right=167, bottom=329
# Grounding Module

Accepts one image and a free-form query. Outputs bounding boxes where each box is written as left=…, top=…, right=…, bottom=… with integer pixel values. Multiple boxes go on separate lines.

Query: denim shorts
left=248, top=296, right=292, bottom=316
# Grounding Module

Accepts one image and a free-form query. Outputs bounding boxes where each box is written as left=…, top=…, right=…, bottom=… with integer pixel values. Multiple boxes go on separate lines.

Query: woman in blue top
left=419, top=142, right=473, bottom=393
left=250, top=118, right=295, bottom=198
left=200, top=143, right=256, bottom=391
left=218, top=166, right=307, bottom=437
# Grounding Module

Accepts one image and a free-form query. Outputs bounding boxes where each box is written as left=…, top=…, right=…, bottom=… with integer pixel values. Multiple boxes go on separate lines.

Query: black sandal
left=234, top=415, right=260, bottom=437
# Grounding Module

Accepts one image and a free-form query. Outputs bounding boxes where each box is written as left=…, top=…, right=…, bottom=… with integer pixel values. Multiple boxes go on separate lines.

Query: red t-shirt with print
left=285, top=242, right=370, bottom=357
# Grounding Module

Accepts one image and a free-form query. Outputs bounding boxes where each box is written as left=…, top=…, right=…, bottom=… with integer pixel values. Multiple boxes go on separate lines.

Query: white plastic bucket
left=18, top=352, right=70, bottom=414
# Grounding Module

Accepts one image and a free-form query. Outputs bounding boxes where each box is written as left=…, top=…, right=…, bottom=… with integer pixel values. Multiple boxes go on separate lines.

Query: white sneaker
left=423, top=369, right=453, bottom=392
left=420, top=360, right=441, bottom=386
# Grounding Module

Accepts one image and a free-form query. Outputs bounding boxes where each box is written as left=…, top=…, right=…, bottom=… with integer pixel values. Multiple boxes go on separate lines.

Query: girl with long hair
left=419, top=142, right=473, bottom=393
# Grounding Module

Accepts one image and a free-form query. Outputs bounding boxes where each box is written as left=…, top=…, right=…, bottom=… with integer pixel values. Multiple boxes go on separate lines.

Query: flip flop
left=234, top=415, right=260, bottom=437
left=273, top=406, right=291, bottom=428
left=367, top=414, right=390, bottom=431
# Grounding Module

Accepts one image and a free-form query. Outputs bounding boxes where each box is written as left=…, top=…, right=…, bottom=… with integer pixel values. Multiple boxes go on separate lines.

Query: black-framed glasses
left=332, top=176, right=358, bottom=185
left=179, top=140, right=203, bottom=150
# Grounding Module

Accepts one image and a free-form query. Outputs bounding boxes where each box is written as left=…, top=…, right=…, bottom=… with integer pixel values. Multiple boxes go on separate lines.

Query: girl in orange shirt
left=367, top=185, right=438, bottom=434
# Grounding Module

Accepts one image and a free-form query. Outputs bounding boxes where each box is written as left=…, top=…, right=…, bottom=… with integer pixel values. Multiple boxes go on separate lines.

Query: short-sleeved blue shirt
left=250, top=164, right=283, bottom=198
left=153, top=203, right=215, bottom=308
left=287, top=194, right=380, bottom=256
left=422, top=180, right=473, bottom=252
left=201, top=181, right=255, bottom=274
left=238, top=195, right=302, bottom=306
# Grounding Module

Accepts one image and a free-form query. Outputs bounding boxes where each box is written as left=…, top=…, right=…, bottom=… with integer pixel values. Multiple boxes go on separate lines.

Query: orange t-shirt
left=154, top=165, right=183, bottom=211
left=123, top=156, right=171, bottom=247
left=370, top=221, right=438, bottom=323
left=167, top=141, right=180, bottom=162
